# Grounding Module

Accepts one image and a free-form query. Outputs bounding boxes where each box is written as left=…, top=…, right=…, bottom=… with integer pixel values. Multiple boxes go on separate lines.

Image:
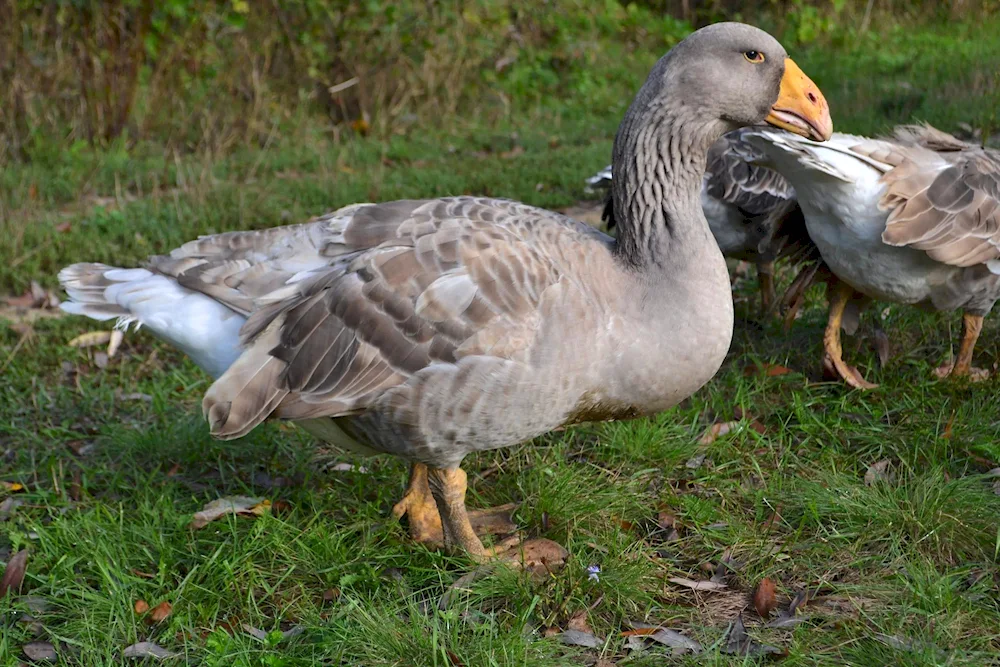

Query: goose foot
left=426, top=466, right=525, bottom=562
left=823, top=280, right=878, bottom=390
left=394, top=463, right=517, bottom=547
left=934, top=313, right=989, bottom=382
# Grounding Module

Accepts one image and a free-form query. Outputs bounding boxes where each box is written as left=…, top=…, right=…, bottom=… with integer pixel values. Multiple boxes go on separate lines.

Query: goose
left=588, top=128, right=815, bottom=314
left=742, top=124, right=1000, bottom=387
left=58, top=23, right=831, bottom=561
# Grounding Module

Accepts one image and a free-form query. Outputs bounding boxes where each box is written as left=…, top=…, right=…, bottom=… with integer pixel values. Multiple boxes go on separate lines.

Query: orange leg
left=822, top=280, right=878, bottom=390
left=935, top=312, right=989, bottom=382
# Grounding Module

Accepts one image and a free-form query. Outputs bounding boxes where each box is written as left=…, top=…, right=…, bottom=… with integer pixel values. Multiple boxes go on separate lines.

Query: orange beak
left=765, top=58, right=833, bottom=142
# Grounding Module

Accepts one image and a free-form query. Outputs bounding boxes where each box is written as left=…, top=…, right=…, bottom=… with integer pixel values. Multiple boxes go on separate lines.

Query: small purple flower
left=587, top=565, right=601, bottom=582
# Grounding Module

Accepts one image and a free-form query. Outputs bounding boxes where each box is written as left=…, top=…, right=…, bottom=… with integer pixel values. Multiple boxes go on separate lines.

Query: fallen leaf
left=122, top=642, right=179, bottom=659
left=542, top=626, right=560, bottom=638
left=622, top=623, right=701, bottom=653
left=134, top=599, right=150, bottom=614
left=55, top=220, right=72, bottom=233
left=190, top=496, right=270, bottom=529
left=322, top=588, right=340, bottom=603
left=0, top=497, right=23, bottom=521
left=351, top=117, right=370, bottom=136
left=941, top=412, right=955, bottom=440
left=567, top=609, right=592, bottom=634
left=242, top=623, right=268, bottom=640
left=504, top=538, right=568, bottom=578
left=68, top=331, right=112, bottom=348
left=722, top=614, right=784, bottom=657
left=2, top=481, right=25, bottom=492
left=864, top=460, right=892, bottom=486
left=698, top=421, right=738, bottom=445
left=1, top=549, right=29, bottom=597
left=559, top=629, right=602, bottom=648
left=23, top=641, right=57, bottom=662
left=874, top=328, right=891, bottom=366
left=685, top=453, right=706, bottom=469
left=65, top=440, right=95, bottom=457
left=668, top=576, right=727, bottom=592
left=765, top=364, right=792, bottom=377
left=148, top=601, right=172, bottom=623
left=753, top=578, right=778, bottom=618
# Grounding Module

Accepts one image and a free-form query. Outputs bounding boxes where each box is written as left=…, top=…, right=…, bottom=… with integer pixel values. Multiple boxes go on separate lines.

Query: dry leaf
left=134, top=599, right=150, bottom=614
left=242, top=624, right=268, bottom=640
left=874, top=328, right=891, bottom=367
left=622, top=623, right=702, bottom=654
left=698, top=421, right=738, bottom=445
left=122, top=642, right=179, bottom=659
left=0, top=497, right=23, bottom=521
left=68, top=331, right=112, bottom=348
left=685, top=453, right=706, bottom=469
left=941, top=412, right=955, bottom=440
left=322, top=588, right=340, bottom=603
left=23, top=641, right=57, bottom=662
left=567, top=609, right=592, bottom=634
left=722, top=614, right=784, bottom=657
left=504, top=538, right=568, bottom=578
left=1, top=549, right=29, bottom=597
left=753, top=578, right=778, bottom=618
left=668, top=576, right=726, bottom=592
left=2, top=481, right=25, bottom=492
left=190, top=496, right=269, bottom=529
left=148, top=601, right=172, bottom=623
left=328, top=463, right=368, bottom=473
left=559, top=629, right=602, bottom=648
left=55, top=220, right=72, bottom=233
left=864, top=460, right=892, bottom=486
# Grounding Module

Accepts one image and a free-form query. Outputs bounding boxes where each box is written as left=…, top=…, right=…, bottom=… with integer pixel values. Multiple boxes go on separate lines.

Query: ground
left=2, top=17, right=1000, bottom=667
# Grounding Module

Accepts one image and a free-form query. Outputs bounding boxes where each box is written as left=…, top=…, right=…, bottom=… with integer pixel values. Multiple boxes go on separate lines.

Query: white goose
left=743, top=124, right=1000, bottom=387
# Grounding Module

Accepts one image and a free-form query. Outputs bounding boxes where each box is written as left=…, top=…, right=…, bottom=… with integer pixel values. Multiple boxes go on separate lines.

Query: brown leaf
left=190, top=496, right=269, bottom=529
left=542, top=626, right=560, bottom=638
left=28, top=183, right=38, bottom=200
left=941, top=412, right=955, bottom=440
left=1, top=549, right=29, bottom=597
left=753, top=578, right=778, bottom=618
left=322, top=588, right=340, bottom=603
left=567, top=609, right=592, bottom=634
left=148, top=601, right=173, bottom=623
left=55, top=220, right=73, bottom=233
left=657, top=510, right=676, bottom=530
left=873, top=328, right=891, bottom=367
left=503, top=538, right=568, bottom=576
left=864, top=460, right=892, bottom=486
left=134, top=599, right=150, bottom=614
left=122, top=642, right=179, bottom=659
left=698, top=421, right=738, bottom=445
left=23, top=641, right=57, bottom=662
left=668, top=576, right=727, bottom=592
left=623, top=622, right=702, bottom=653
left=351, top=117, right=370, bottom=136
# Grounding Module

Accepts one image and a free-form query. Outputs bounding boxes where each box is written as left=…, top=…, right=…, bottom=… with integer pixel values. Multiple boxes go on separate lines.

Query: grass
left=3, top=16, right=1000, bottom=667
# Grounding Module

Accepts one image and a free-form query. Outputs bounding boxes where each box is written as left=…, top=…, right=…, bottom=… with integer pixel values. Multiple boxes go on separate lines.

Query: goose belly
left=801, top=195, right=948, bottom=306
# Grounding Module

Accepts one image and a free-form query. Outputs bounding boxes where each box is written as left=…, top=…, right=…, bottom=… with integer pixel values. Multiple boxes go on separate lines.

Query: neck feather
left=611, top=100, right=726, bottom=270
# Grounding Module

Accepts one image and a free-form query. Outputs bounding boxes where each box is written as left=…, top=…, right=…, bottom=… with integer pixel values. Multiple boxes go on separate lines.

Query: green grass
left=3, top=16, right=1000, bottom=666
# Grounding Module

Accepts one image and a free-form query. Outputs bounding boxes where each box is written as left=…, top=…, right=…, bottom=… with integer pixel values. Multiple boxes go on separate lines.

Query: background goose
left=58, top=23, right=831, bottom=561
left=742, top=124, right=1000, bottom=387
left=588, top=127, right=817, bottom=314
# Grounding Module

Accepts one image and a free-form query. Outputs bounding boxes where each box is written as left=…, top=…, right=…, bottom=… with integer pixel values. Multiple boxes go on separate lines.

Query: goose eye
left=743, top=50, right=765, bottom=63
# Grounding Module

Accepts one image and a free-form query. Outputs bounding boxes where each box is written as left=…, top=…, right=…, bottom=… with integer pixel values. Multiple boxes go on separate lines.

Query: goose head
left=624, top=22, right=832, bottom=146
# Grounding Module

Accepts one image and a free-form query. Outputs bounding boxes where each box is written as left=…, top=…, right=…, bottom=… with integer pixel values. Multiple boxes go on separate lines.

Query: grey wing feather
left=199, top=197, right=589, bottom=439
left=851, top=127, right=1000, bottom=267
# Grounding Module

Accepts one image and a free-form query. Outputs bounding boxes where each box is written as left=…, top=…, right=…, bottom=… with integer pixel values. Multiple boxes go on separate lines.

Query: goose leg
left=393, top=463, right=518, bottom=547
left=392, top=463, right=442, bottom=544
left=935, top=312, right=990, bottom=381
left=757, top=260, right=775, bottom=315
left=822, top=280, right=878, bottom=389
